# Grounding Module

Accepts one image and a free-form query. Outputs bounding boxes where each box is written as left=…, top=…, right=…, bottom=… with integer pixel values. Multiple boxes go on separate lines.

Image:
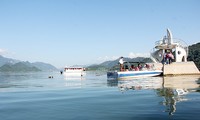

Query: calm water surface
left=0, top=72, right=200, bottom=120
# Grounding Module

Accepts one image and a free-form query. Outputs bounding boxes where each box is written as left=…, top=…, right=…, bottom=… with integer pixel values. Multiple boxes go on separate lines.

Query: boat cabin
left=151, top=29, right=188, bottom=64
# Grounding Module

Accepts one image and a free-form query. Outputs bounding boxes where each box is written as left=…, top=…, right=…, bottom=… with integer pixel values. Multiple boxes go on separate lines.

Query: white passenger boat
left=107, top=70, right=162, bottom=80
left=107, top=58, right=163, bottom=80
left=63, top=67, right=86, bottom=77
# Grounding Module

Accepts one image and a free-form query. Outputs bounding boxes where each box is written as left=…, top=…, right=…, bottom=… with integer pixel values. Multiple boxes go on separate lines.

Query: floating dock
left=163, top=61, right=200, bottom=76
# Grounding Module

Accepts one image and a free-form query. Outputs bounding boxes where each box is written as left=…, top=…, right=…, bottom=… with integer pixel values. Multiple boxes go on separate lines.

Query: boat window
left=178, top=51, right=181, bottom=55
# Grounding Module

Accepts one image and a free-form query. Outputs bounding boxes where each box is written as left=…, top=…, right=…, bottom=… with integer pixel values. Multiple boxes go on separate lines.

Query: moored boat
left=63, top=67, right=86, bottom=77
left=107, top=70, right=162, bottom=80
left=107, top=61, right=163, bottom=80
left=107, top=28, right=200, bottom=79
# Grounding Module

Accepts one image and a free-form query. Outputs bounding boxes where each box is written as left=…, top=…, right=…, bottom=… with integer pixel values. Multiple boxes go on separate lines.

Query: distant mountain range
left=0, top=55, right=20, bottom=66
left=0, top=55, right=58, bottom=72
left=0, top=62, right=41, bottom=72
left=86, top=57, right=153, bottom=70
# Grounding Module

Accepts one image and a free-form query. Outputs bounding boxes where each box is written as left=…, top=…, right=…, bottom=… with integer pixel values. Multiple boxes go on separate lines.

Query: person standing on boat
left=168, top=51, right=174, bottom=64
left=119, top=57, right=124, bottom=71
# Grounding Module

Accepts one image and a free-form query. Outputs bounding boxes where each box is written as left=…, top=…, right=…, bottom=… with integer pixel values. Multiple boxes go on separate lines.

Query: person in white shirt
left=119, top=57, right=124, bottom=71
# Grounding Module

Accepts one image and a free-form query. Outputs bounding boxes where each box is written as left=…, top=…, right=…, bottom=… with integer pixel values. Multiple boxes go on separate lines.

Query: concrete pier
left=163, top=61, right=200, bottom=76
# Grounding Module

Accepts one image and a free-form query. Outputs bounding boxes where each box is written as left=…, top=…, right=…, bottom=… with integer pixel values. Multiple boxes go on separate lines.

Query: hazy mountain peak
left=0, top=56, right=58, bottom=72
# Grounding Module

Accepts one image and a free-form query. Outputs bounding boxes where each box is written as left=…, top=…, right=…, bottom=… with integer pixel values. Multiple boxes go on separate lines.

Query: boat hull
left=63, top=72, right=86, bottom=77
left=107, top=70, right=163, bottom=80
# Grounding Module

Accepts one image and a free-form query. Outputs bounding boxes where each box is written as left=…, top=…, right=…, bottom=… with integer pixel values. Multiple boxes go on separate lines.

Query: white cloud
left=128, top=52, right=150, bottom=58
left=97, top=56, right=119, bottom=62
left=0, top=49, right=8, bottom=55
left=96, top=52, right=150, bottom=63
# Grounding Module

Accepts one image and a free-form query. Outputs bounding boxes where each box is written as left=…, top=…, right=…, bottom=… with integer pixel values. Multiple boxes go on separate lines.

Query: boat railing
left=174, top=39, right=189, bottom=55
left=155, top=39, right=163, bottom=46
left=155, top=38, right=187, bottom=47
left=122, top=61, right=158, bottom=71
left=155, top=38, right=188, bottom=53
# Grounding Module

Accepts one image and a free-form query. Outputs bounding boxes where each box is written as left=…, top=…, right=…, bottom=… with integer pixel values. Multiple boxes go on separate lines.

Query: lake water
left=0, top=71, right=200, bottom=120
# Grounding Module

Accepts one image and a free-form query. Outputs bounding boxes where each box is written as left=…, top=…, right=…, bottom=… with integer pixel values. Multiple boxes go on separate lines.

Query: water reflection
left=62, top=73, right=85, bottom=88
left=0, top=72, right=44, bottom=90
left=107, top=79, right=118, bottom=87
left=107, top=75, right=200, bottom=115
left=107, top=77, right=163, bottom=90
left=158, top=76, right=200, bottom=115
left=119, top=77, right=163, bottom=91
left=64, top=76, right=85, bottom=80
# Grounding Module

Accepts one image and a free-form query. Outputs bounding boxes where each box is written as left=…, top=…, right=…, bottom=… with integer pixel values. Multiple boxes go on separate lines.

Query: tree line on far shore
left=188, top=42, right=200, bottom=70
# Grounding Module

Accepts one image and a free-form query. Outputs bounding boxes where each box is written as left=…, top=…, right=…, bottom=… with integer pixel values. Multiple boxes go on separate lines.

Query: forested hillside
left=187, top=42, right=200, bottom=70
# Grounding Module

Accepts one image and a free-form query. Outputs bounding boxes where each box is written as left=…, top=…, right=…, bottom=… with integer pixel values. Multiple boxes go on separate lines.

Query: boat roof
left=64, top=67, right=84, bottom=68
left=123, top=61, right=146, bottom=64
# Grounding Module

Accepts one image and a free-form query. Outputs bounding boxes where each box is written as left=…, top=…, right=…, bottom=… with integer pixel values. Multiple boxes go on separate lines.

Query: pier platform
left=163, top=61, right=200, bottom=76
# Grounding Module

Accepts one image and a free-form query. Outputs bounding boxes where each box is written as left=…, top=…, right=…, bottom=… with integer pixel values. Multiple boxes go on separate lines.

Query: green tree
left=187, top=43, right=200, bottom=70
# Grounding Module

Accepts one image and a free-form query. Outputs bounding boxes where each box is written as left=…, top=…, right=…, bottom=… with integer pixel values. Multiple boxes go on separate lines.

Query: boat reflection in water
left=107, top=75, right=200, bottom=115
left=158, top=76, right=200, bottom=115
left=118, top=77, right=163, bottom=91
left=63, top=72, right=85, bottom=88
left=63, top=74, right=85, bottom=80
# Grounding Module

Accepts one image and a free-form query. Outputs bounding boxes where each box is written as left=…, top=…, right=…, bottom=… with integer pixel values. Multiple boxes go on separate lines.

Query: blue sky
left=0, top=0, right=200, bottom=68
